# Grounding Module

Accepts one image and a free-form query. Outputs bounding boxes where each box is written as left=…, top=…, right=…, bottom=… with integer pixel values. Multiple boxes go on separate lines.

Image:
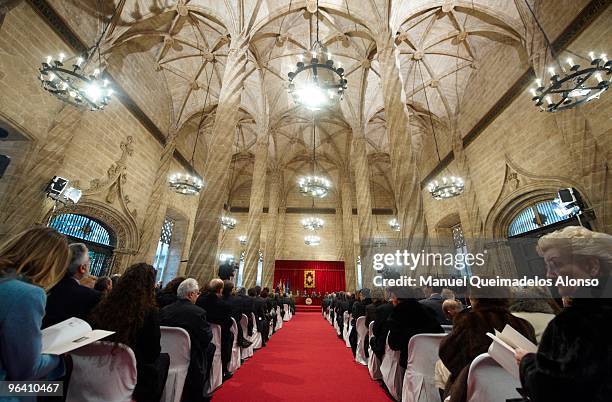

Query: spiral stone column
left=262, top=170, right=281, bottom=288
left=351, top=131, right=375, bottom=288
left=340, top=173, right=356, bottom=291
left=135, top=127, right=179, bottom=263
left=242, top=135, right=269, bottom=288
left=186, top=36, right=249, bottom=285
left=376, top=33, right=428, bottom=257
left=0, top=105, right=82, bottom=239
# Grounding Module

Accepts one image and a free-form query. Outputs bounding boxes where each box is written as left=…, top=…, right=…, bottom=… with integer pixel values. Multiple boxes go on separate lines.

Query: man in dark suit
left=43, top=243, right=101, bottom=327
left=222, top=281, right=251, bottom=348
left=419, top=285, right=451, bottom=325
left=253, top=286, right=269, bottom=345
left=349, top=288, right=371, bottom=356
left=388, top=287, right=444, bottom=368
left=160, top=278, right=215, bottom=402
left=370, top=293, right=394, bottom=361
left=197, top=278, right=233, bottom=380
left=237, top=287, right=255, bottom=336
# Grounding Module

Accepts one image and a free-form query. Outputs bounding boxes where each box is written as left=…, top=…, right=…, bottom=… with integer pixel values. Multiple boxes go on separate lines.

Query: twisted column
left=242, top=135, right=269, bottom=288
left=376, top=33, right=428, bottom=257
left=135, top=127, right=179, bottom=263
left=0, top=105, right=82, bottom=239
left=186, top=36, right=249, bottom=285
left=262, top=170, right=281, bottom=288
left=341, top=174, right=356, bottom=291
left=352, top=132, right=375, bottom=288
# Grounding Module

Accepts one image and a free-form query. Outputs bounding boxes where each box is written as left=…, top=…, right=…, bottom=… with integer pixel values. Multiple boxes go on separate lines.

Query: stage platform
left=296, top=305, right=322, bottom=313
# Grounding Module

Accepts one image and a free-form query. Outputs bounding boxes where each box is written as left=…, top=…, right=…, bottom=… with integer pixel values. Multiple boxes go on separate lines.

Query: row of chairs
left=323, top=307, right=522, bottom=402
left=66, top=304, right=293, bottom=402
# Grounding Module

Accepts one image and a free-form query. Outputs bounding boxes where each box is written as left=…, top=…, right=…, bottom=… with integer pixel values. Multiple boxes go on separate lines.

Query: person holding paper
left=0, top=227, right=71, bottom=400
left=90, top=263, right=169, bottom=402
left=439, top=285, right=536, bottom=402
left=517, top=226, right=612, bottom=402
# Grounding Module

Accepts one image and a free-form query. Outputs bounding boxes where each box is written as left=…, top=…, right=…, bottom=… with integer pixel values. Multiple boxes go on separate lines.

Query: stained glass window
left=153, top=217, right=175, bottom=282
left=508, top=200, right=570, bottom=237
left=451, top=224, right=471, bottom=277
left=49, top=213, right=115, bottom=276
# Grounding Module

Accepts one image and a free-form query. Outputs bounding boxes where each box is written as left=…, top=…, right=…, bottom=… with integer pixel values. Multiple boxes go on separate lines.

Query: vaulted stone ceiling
left=48, top=0, right=552, bottom=207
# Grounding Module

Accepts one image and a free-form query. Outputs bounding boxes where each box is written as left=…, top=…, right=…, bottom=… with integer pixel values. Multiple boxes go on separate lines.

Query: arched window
left=508, top=199, right=574, bottom=237
left=49, top=213, right=115, bottom=276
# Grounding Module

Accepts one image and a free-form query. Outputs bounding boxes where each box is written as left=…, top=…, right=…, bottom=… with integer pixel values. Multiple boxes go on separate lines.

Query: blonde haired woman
left=517, top=226, right=612, bottom=402
left=0, top=226, right=70, bottom=398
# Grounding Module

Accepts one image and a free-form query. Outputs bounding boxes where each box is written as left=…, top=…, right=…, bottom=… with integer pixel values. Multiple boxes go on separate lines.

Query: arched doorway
left=49, top=213, right=116, bottom=276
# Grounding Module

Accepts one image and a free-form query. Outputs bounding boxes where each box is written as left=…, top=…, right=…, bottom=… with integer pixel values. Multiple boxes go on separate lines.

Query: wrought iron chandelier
left=427, top=176, right=465, bottom=200
left=304, top=235, right=321, bottom=246
left=388, top=218, right=401, bottom=232
left=301, top=216, right=324, bottom=231
left=238, top=235, right=247, bottom=246
left=287, top=0, right=347, bottom=111
left=298, top=117, right=331, bottom=198
left=169, top=51, right=213, bottom=195
left=221, top=216, right=237, bottom=230
left=38, top=3, right=121, bottom=110
left=523, top=1, right=610, bottom=112
left=413, top=59, right=464, bottom=200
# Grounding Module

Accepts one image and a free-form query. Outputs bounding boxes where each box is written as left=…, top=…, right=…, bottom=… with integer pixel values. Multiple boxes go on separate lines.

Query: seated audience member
left=517, top=227, right=612, bottom=402
left=388, top=286, right=444, bottom=368
left=0, top=227, right=70, bottom=387
left=90, top=263, right=169, bottom=402
left=419, top=285, right=451, bottom=325
left=156, top=276, right=186, bottom=308
left=370, top=289, right=394, bottom=360
left=93, top=276, right=112, bottom=293
left=223, top=281, right=251, bottom=348
left=43, top=243, right=101, bottom=327
left=442, top=299, right=463, bottom=323
left=161, top=278, right=215, bottom=401
left=349, top=288, right=372, bottom=356
left=197, top=278, right=233, bottom=379
left=237, top=287, right=255, bottom=335
left=510, top=288, right=556, bottom=342
left=441, top=288, right=455, bottom=300
left=110, top=273, right=121, bottom=288
left=253, top=286, right=269, bottom=345
left=439, top=285, right=536, bottom=402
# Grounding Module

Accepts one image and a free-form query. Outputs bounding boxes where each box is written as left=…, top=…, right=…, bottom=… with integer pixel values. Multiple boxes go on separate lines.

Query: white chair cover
left=380, top=333, right=405, bottom=401
left=355, top=317, right=368, bottom=365
left=334, top=312, right=340, bottom=335
left=466, top=353, right=522, bottom=402
left=206, top=323, right=223, bottom=394
left=276, top=306, right=283, bottom=330
left=229, top=318, right=241, bottom=373
left=66, top=341, right=137, bottom=402
left=342, top=311, right=349, bottom=341
left=160, top=326, right=191, bottom=402
left=345, top=313, right=352, bottom=348
left=283, top=304, right=290, bottom=321
left=401, top=333, right=446, bottom=402
left=441, top=325, right=453, bottom=334
left=250, top=312, right=263, bottom=349
left=240, top=314, right=254, bottom=359
left=367, top=321, right=382, bottom=380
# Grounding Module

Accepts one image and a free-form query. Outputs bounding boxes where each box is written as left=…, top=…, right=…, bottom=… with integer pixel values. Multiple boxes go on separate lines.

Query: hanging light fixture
left=238, top=235, right=247, bottom=246
left=38, top=3, right=121, bottom=110
left=304, top=235, right=321, bottom=246
left=414, top=60, right=464, bottom=200
left=388, top=218, right=401, bottom=232
left=169, top=47, right=215, bottom=195
left=523, top=2, right=610, bottom=112
left=298, top=116, right=331, bottom=197
left=301, top=216, right=324, bottom=231
left=287, top=0, right=347, bottom=110
left=221, top=216, right=237, bottom=230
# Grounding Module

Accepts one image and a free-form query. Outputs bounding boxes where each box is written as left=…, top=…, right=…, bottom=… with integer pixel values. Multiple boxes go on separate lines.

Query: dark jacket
left=156, top=292, right=177, bottom=309
left=43, top=275, right=101, bottom=328
left=439, top=304, right=536, bottom=402
left=419, top=294, right=451, bottom=325
left=196, top=292, right=232, bottom=330
left=387, top=299, right=444, bottom=368
left=365, top=301, right=380, bottom=329
left=160, top=299, right=214, bottom=402
left=370, top=302, right=394, bottom=360
left=520, top=298, right=612, bottom=402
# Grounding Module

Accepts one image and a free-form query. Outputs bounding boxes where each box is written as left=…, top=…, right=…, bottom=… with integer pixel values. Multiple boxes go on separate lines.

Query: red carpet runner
left=213, top=312, right=392, bottom=402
